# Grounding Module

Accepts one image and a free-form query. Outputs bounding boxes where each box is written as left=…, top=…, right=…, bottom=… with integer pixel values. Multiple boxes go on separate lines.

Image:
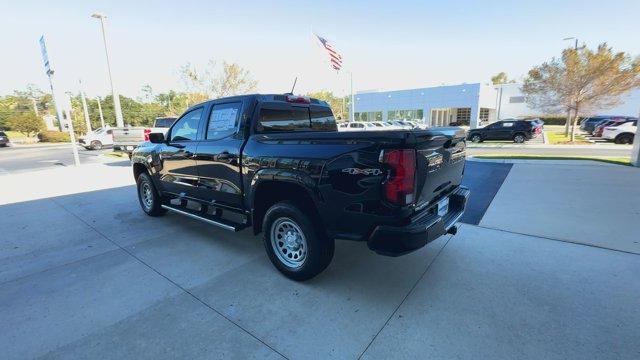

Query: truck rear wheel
left=262, top=201, right=334, bottom=281
left=136, top=172, right=167, bottom=217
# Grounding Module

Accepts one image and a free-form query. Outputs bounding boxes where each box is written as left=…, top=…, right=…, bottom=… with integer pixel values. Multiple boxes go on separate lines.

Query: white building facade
left=354, top=83, right=640, bottom=129
left=354, top=83, right=497, bottom=129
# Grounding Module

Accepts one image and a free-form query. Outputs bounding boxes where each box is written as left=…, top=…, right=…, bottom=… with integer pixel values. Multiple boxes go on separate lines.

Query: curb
left=466, top=157, right=624, bottom=167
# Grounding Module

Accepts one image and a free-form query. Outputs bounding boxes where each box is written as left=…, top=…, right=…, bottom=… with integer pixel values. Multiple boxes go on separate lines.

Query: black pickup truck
left=131, top=94, right=469, bottom=280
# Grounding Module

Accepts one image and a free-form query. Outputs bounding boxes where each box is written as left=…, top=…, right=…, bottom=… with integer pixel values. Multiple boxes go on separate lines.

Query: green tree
left=1, top=85, right=56, bottom=129
left=491, top=72, right=515, bottom=85
left=6, top=112, right=45, bottom=137
left=180, top=59, right=258, bottom=101
left=522, top=43, right=640, bottom=140
left=156, top=90, right=190, bottom=116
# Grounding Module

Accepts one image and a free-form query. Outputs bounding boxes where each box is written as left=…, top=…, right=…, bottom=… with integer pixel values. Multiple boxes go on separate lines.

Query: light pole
left=91, top=12, right=124, bottom=127
left=79, top=79, right=92, bottom=133
left=96, top=96, right=105, bottom=128
left=64, top=91, right=81, bottom=166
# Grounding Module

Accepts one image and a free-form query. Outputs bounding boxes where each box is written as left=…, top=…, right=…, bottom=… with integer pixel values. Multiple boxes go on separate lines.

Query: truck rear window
left=258, top=105, right=336, bottom=132
left=259, top=107, right=310, bottom=132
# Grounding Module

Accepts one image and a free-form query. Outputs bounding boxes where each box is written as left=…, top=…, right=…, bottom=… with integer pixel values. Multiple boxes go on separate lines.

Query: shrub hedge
left=38, top=130, right=70, bottom=143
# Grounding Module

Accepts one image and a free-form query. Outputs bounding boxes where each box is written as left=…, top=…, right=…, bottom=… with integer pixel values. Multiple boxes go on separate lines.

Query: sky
left=1, top=0, right=640, bottom=100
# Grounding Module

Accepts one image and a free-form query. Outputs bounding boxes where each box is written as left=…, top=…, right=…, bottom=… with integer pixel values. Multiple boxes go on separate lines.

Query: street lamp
left=91, top=12, right=124, bottom=127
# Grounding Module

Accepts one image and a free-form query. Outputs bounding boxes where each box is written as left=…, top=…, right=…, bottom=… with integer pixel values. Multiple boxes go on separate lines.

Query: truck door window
left=170, top=108, right=203, bottom=141
left=258, top=106, right=310, bottom=132
left=207, top=102, right=241, bottom=140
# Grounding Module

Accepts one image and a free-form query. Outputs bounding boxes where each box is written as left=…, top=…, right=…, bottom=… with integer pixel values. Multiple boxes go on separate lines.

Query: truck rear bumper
left=367, top=186, right=470, bottom=256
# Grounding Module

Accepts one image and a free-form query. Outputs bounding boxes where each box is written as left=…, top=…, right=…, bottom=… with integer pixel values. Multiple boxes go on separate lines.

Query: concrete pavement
left=468, top=145, right=632, bottom=158
left=481, top=161, right=640, bottom=254
left=1, top=161, right=639, bottom=359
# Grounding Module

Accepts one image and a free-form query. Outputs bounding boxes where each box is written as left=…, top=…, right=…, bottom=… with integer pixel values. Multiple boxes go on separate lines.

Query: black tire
left=90, top=140, right=103, bottom=150
left=615, top=133, right=633, bottom=144
left=513, top=133, right=526, bottom=143
left=136, top=172, right=167, bottom=217
left=470, top=134, right=482, bottom=143
left=262, top=201, right=334, bottom=281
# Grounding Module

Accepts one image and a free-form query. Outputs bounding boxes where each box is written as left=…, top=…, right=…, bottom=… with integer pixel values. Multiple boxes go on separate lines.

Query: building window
left=388, top=109, right=424, bottom=121
left=354, top=111, right=382, bottom=122
left=479, top=108, right=490, bottom=122
left=456, top=108, right=471, bottom=125
left=509, top=96, right=525, bottom=103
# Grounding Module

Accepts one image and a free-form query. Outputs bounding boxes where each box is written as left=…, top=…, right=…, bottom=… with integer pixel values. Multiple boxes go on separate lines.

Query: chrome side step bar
left=161, top=204, right=239, bottom=232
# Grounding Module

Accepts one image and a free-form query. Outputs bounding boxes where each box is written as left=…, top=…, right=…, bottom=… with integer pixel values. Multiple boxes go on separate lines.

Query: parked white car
left=388, top=120, right=413, bottom=130
left=370, top=121, right=389, bottom=130
left=602, top=120, right=637, bottom=144
left=78, top=127, right=114, bottom=150
left=382, top=121, right=403, bottom=130
left=340, top=122, right=378, bottom=131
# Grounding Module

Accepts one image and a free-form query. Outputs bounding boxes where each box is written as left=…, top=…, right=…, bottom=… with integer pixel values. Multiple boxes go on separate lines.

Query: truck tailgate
left=112, top=127, right=145, bottom=145
left=412, top=127, right=466, bottom=210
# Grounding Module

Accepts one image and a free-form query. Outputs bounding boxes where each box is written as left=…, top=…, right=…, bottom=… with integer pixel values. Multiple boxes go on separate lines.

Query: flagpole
left=350, top=71, right=354, bottom=122
left=339, top=71, right=345, bottom=120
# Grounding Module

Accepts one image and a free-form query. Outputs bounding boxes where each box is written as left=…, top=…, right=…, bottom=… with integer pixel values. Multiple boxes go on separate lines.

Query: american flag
left=315, top=34, right=343, bottom=71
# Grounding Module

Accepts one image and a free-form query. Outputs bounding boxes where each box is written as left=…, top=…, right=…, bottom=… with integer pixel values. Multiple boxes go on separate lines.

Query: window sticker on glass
left=211, top=108, right=238, bottom=130
left=207, top=102, right=241, bottom=139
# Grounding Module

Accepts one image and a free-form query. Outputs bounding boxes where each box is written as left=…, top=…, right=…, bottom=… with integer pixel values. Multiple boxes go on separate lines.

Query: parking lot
left=1, top=160, right=639, bottom=359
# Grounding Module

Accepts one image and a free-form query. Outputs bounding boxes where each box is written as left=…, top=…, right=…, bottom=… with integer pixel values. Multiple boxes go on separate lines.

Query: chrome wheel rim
left=141, top=182, right=153, bottom=210
left=270, top=217, right=307, bottom=268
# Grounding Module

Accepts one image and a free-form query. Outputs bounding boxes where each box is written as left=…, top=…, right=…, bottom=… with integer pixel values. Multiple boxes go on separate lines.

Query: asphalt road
left=0, top=144, right=113, bottom=174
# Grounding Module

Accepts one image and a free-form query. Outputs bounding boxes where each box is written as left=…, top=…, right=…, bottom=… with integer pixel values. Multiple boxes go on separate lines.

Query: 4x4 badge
left=342, top=168, right=382, bottom=176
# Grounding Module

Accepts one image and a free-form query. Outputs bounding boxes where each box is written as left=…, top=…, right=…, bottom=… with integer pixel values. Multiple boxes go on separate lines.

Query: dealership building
left=353, top=83, right=640, bottom=129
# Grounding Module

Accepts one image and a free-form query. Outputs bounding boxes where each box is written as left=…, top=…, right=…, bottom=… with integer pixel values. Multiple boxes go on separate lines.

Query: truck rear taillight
left=143, top=128, right=151, bottom=141
left=286, top=95, right=311, bottom=104
left=382, top=149, right=416, bottom=206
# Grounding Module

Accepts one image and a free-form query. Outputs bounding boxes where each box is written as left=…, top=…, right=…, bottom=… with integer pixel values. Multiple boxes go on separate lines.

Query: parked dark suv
left=467, top=120, right=535, bottom=143
left=0, top=131, right=9, bottom=147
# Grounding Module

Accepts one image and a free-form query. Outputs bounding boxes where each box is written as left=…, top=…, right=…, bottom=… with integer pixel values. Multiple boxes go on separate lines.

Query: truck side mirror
left=148, top=132, right=165, bottom=144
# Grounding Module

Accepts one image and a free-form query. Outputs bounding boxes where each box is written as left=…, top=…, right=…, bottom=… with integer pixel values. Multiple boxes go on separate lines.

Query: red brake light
left=382, top=149, right=416, bottom=206
left=143, top=128, right=151, bottom=141
left=286, top=95, right=311, bottom=104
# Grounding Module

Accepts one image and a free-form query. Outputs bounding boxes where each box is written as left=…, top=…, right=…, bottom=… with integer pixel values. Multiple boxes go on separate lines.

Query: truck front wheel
left=262, top=201, right=334, bottom=281
left=136, top=172, right=167, bottom=217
